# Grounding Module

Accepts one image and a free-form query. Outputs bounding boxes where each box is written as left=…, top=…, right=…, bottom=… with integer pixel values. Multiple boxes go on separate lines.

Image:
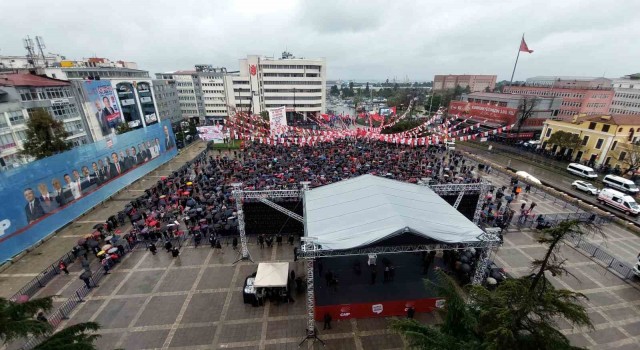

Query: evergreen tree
left=20, top=108, right=71, bottom=160
left=0, top=297, right=53, bottom=343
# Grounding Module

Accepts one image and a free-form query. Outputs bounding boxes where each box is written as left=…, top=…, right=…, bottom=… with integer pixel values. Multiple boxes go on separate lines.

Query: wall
left=0, top=120, right=177, bottom=262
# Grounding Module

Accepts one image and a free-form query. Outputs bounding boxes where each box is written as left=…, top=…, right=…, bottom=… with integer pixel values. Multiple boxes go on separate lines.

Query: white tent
left=254, top=262, right=289, bottom=288
left=303, top=175, right=483, bottom=251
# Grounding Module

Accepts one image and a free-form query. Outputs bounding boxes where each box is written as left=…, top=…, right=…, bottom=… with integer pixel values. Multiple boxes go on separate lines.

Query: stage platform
left=315, top=253, right=440, bottom=306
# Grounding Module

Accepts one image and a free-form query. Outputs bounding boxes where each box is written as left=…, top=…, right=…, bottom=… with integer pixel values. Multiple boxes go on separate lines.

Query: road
left=458, top=142, right=640, bottom=224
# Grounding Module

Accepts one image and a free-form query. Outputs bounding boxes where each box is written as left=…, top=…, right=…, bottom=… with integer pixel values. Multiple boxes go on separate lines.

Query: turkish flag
left=519, top=37, right=534, bottom=53
left=391, top=106, right=397, bottom=115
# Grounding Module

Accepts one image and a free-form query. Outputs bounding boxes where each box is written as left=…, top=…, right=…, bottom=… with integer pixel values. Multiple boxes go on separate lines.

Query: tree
left=259, top=111, right=269, bottom=121
left=546, top=131, right=583, bottom=153
left=393, top=83, right=399, bottom=91
left=453, top=84, right=464, bottom=98
left=463, top=86, right=471, bottom=94
left=392, top=220, right=595, bottom=350
left=330, top=85, right=340, bottom=96
left=611, top=142, right=640, bottom=175
left=364, top=82, right=370, bottom=96
left=485, top=86, right=492, bottom=93
left=34, top=322, right=100, bottom=350
left=0, top=297, right=53, bottom=344
left=20, top=108, right=71, bottom=160
left=114, top=122, right=131, bottom=135
left=515, top=97, right=539, bottom=136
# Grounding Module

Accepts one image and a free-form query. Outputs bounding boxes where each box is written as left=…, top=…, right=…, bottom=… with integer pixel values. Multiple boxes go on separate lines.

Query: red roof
left=0, top=73, right=70, bottom=87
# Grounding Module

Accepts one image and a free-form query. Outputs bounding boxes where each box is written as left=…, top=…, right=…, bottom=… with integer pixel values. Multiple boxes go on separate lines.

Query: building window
left=14, top=130, right=27, bottom=142
left=629, top=128, right=635, bottom=141
left=582, top=136, right=589, bottom=146
left=588, top=122, right=596, bottom=130
left=0, top=133, right=16, bottom=147
left=619, top=151, right=627, bottom=161
left=8, top=111, right=26, bottom=125
left=611, top=141, right=618, bottom=150
left=602, top=124, right=610, bottom=132
left=595, top=139, right=604, bottom=149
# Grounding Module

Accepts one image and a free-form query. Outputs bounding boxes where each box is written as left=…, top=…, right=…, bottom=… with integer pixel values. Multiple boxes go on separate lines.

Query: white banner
left=268, top=106, right=288, bottom=137
left=197, top=125, right=225, bottom=142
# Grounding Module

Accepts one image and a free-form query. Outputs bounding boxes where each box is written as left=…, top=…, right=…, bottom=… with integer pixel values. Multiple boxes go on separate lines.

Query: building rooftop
left=466, top=92, right=554, bottom=100
left=0, top=72, right=69, bottom=87
left=575, top=114, right=640, bottom=126
left=527, top=76, right=605, bottom=81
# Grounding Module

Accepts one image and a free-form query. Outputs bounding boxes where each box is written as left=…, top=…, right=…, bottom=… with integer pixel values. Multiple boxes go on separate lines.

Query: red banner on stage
left=449, top=101, right=518, bottom=125
left=314, top=297, right=444, bottom=321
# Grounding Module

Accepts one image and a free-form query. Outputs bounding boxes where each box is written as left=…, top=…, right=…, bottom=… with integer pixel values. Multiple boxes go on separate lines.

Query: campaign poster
left=0, top=120, right=178, bottom=262
left=449, top=101, right=518, bottom=125
left=83, top=80, right=123, bottom=136
left=196, top=124, right=224, bottom=143
left=268, top=106, right=288, bottom=137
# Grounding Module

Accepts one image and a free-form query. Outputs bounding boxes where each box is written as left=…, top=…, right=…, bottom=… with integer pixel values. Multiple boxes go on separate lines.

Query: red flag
left=390, top=106, right=397, bottom=115
left=519, top=37, right=534, bottom=53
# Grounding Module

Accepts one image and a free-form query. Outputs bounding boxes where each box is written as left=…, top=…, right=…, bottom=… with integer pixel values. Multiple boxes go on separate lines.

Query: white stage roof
left=254, top=262, right=289, bottom=288
left=303, top=175, right=483, bottom=251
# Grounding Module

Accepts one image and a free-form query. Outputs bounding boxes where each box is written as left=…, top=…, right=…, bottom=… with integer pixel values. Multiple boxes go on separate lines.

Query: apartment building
left=610, top=73, right=640, bottom=116
left=433, top=75, right=497, bottom=92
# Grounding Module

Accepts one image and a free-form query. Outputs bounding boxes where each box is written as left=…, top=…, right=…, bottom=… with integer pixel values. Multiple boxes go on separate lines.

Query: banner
left=449, top=101, right=518, bottom=125
left=0, top=121, right=178, bottom=262
left=82, top=80, right=123, bottom=136
left=315, top=297, right=443, bottom=320
left=268, top=106, right=288, bottom=137
left=196, top=124, right=224, bottom=143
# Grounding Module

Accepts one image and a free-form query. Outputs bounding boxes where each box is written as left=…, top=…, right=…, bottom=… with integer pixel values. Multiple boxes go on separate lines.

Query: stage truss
left=231, top=180, right=499, bottom=341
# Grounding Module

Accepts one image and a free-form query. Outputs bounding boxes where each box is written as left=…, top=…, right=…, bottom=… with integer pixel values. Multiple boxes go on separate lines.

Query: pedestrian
left=58, top=260, right=69, bottom=275
left=521, top=202, right=526, bottom=210
left=323, top=313, right=332, bottom=330
left=383, top=266, right=390, bottom=283
left=149, top=242, right=157, bottom=255
left=79, top=274, right=92, bottom=289
left=407, top=306, right=415, bottom=319
left=389, top=265, right=395, bottom=281
left=290, top=270, right=296, bottom=281
left=525, top=184, right=531, bottom=193
left=164, top=240, right=173, bottom=252
left=209, top=235, right=216, bottom=248
left=36, top=312, right=48, bottom=323
left=293, top=246, right=298, bottom=261
left=80, top=257, right=91, bottom=272
left=258, top=235, right=265, bottom=248
left=101, top=258, right=110, bottom=275
left=232, top=237, right=238, bottom=250
left=171, top=246, right=180, bottom=257
left=530, top=202, right=537, bottom=211
left=117, top=244, right=125, bottom=256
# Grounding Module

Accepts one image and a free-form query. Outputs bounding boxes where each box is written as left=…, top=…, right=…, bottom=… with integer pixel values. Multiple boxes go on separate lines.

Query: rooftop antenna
left=35, top=36, right=47, bottom=67
left=23, top=36, right=38, bottom=68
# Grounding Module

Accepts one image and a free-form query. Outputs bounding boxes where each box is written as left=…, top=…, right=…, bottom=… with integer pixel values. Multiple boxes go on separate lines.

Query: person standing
left=79, top=274, right=92, bottom=289
left=407, top=306, right=415, bottom=319
left=58, top=260, right=69, bottom=275
left=149, top=242, right=157, bottom=255
left=323, top=313, right=332, bottom=330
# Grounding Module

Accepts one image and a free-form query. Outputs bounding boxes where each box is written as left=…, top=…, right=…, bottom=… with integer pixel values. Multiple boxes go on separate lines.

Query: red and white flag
left=519, top=37, right=534, bottom=53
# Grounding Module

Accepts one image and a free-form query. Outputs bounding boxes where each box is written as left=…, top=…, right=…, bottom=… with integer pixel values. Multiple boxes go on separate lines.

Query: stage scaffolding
left=231, top=180, right=499, bottom=344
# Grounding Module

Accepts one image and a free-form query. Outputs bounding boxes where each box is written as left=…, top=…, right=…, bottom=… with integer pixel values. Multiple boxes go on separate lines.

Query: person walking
left=58, top=260, right=69, bottom=275
left=79, top=272, right=92, bottom=289
left=148, top=242, right=157, bottom=255
left=171, top=246, right=180, bottom=257
left=101, top=258, right=111, bottom=275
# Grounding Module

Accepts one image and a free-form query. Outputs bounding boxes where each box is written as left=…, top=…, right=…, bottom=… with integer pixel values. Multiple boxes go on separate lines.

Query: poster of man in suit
left=24, top=188, right=45, bottom=223
left=83, top=80, right=123, bottom=137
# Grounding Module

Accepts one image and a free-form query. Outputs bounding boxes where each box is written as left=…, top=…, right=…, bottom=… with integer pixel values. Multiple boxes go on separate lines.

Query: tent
left=254, top=262, right=290, bottom=288
left=303, top=175, right=483, bottom=251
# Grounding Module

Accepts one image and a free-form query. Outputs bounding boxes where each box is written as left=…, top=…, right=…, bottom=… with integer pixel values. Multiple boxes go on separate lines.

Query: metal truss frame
left=425, top=181, right=492, bottom=225
left=258, top=198, right=304, bottom=223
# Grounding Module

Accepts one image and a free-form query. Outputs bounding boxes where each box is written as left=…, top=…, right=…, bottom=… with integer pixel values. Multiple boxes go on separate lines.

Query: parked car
left=571, top=180, right=600, bottom=195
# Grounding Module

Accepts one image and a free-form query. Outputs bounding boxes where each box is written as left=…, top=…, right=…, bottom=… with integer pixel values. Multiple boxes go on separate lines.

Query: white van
left=567, top=163, right=598, bottom=179
left=602, top=175, right=639, bottom=194
left=597, top=188, right=640, bottom=215
left=445, top=141, right=455, bottom=151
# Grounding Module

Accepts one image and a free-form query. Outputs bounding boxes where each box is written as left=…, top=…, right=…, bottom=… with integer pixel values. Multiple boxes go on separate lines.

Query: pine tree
left=0, top=296, right=53, bottom=344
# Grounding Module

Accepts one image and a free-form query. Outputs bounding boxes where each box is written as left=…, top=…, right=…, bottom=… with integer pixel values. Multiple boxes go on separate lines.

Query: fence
left=18, top=241, right=137, bottom=350
left=565, top=232, right=636, bottom=280
left=9, top=250, right=79, bottom=302
left=514, top=212, right=612, bottom=229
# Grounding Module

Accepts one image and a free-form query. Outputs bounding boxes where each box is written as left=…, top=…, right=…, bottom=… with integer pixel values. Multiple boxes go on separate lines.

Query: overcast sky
left=2, top=0, right=638, bottom=81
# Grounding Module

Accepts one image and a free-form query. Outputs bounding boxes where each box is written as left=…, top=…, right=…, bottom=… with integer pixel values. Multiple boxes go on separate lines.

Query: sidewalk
left=0, top=141, right=209, bottom=299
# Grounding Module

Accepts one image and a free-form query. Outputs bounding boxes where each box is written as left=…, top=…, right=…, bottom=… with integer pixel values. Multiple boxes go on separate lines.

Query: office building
left=451, top=92, right=561, bottom=139
left=0, top=72, right=88, bottom=169
left=504, top=77, right=614, bottom=118
left=157, top=52, right=327, bottom=122
left=152, top=79, right=181, bottom=123
left=609, top=73, right=640, bottom=116
left=433, top=75, right=497, bottom=92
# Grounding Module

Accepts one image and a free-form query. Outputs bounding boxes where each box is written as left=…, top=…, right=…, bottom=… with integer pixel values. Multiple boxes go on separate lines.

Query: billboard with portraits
left=0, top=120, right=177, bottom=262
left=82, top=80, right=123, bottom=136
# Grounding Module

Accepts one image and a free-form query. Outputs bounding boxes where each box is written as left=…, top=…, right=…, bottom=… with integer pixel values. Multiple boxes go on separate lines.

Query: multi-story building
left=157, top=52, right=327, bottom=122
left=0, top=73, right=88, bottom=168
left=152, top=79, right=181, bottom=123
left=451, top=92, right=561, bottom=139
left=433, top=75, right=496, bottom=92
left=504, top=77, right=614, bottom=118
left=540, top=114, right=640, bottom=168
left=609, top=73, right=640, bottom=116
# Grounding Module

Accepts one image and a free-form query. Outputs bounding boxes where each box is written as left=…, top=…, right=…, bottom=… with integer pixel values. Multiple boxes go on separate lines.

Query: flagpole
left=509, top=34, right=524, bottom=86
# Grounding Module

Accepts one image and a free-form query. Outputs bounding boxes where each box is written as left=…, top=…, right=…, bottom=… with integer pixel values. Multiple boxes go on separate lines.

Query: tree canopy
left=20, top=108, right=71, bottom=160
left=392, top=220, right=594, bottom=350
left=546, top=130, right=583, bottom=151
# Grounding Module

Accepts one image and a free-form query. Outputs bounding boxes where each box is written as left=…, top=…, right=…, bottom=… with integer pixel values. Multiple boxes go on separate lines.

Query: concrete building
left=452, top=92, right=561, bottom=139
left=504, top=77, right=614, bottom=118
left=0, top=73, right=88, bottom=169
left=540, top=114, right=640, bottom=169
left=433, top=75, right=496, bottom=92
left=157, top=52, right=327, bottom=123
left=152, top=79, right=181, bottom=123
left=610, top=73, right=640, bottom=116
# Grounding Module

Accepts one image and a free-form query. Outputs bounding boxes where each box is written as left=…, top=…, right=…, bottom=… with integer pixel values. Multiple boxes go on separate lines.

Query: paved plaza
left=3, top=143, right=640, bottom=349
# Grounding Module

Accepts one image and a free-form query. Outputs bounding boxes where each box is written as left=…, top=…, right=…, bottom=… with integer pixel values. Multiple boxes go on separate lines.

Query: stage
left=313, top=253, right=445, bottom=320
